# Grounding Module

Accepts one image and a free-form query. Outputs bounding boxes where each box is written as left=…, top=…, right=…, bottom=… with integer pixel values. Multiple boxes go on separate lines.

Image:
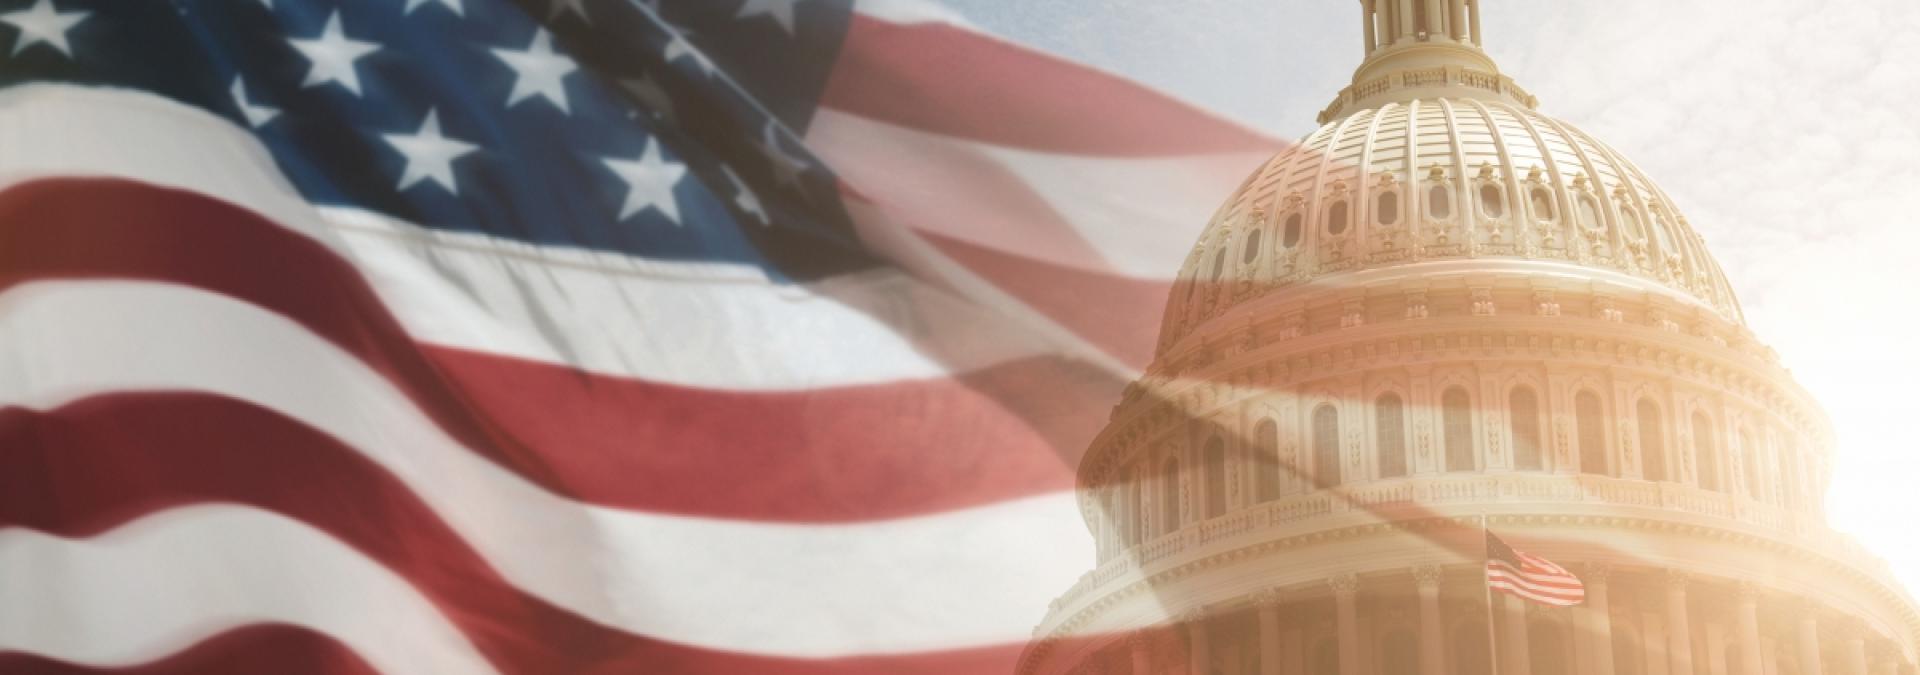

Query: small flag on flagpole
left=1485, top=531, right=1586, bottom=607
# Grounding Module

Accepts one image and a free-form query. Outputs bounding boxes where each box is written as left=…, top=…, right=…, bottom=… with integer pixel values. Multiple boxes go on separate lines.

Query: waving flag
left=0, top=0, right=1280, bottom=673
left=1486, top=531, right=1587, bottom=607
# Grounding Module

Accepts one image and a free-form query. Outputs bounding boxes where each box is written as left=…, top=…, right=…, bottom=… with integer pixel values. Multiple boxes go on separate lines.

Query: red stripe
left=0, top=177, right=1113, bottom=522
left=0, top=625, right=378, bottom=675
left=823, top=13, right=1279, bottom=157
left=0, top=393, right=1038, bottom=675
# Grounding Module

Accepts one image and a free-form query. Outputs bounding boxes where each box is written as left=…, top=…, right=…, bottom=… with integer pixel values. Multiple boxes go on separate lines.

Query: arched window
left=1530, top=186, right=1555, bottom=221
left=1741, top=428, right=1762, bottom=498
left=1577, top=196, right=1603, bottom=230
left=1510, top=387, right=1543, bottom=471
left=1312, top=405, right=1342, bottom=489
left=1376, top=394, right=1407, bottom=479
left=1242, top=229, right=1263, bottom=264
left=1381, top=629, right=1417, bottom=675
left=1210, top=246, right=1228, bottom=281
left=1376, top=191, right=1400, bottom=225
left=1637, top=399, right=1667, bottom=481
left=1428, top=184, right=1453, bottom=220
left=1283, top=213, right=1303, bottom=248
left=1443, top=387, right=1475, bottom=472
left=1529, top=619, right=1569, bottom=675
left=1480, top=183, right=1506, bottom=218
left=1693, top=411, right=1720, bottom=491
left=1254, top=420, right=1281, bottom=503
left=1453, top=618, right=1492, bottom=675
left=1327, top=201, right=1350, bottom=236
left=1203, top=437, right=1227, bottom=518
left=1777, top=442, right=1800, bottom=509
left=1576, top=390, right=1608, bottom=475
left=1618, top=206, right=1644, bottom=239
left=1161, top=457, right=1181, bottom=534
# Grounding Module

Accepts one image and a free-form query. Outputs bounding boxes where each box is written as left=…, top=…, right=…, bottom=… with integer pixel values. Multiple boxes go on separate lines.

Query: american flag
left=0, top=0, right=1279, bottom=673
left=1485, top=530, right=1587, bottom=607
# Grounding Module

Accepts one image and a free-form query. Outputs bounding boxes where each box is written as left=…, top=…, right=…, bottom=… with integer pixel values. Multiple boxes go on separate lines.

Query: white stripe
left=851, top=0, right=978, bottom=28
left=808, top=107, right=1270, bottom=278
left=0, top=507, right=497, bottom=674
left=0, top=83, right=1061, bottom=391
left=0, top=281, right=1093, bottom=657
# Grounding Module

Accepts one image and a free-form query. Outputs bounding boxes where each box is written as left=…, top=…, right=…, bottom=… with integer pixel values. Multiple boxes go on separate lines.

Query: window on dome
left=1327, top=201, right=1350, bottom=235
left=1243, top=229, right=1263, bottom=265
left=1530, top=187, right=1555, bottom=221
left=1429, top=185, right=1453, bottom=220
left=1376, top=394, right=1407, bottom=479
left=1576, top=390, right=1608, bottom=475
left=1254, top=420, right=1281, bottom=503
left=1312, top=404, right=1342, bottom=488
left=1637, top=399, right=1667, bottom=481
left=1211, top=246, right=1228, bottom=281
left=1693, top=411, right=1720, bottom=492
left=1510, top=387, right=1543, bottom=471
left=1479, top=184, right=1505, bottom=218
left=1651, top=214, right=1676, bottom=256
left=1382, top=630, right=1417, bottom=675
left=1618, top=206, right=1643, bottom=239
left=1203, top=437, right=1227, bottom=518
left=1777, top=443, right=1799, bottom=509
left=1443, top=387, right=1475, bottom=472
left=1283, top=213, right=1303, bottom=248
left=1160, top=457, right=1180, bottom=534
left=1376, top=191, right=1400, bottom=225
left=1453, top=619, right=1492, bottom=675
left=1578, top=196, right=1603, bottom=230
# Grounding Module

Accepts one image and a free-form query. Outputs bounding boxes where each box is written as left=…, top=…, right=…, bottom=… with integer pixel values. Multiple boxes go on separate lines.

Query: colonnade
left=1083, top=566, right=1912, bottom=675
left=1361, top=0, right=1481, bottom=55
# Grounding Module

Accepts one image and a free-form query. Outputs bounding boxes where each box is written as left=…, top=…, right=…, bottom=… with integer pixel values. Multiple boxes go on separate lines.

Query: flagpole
left=1482, top=513, right=1502, bottom=675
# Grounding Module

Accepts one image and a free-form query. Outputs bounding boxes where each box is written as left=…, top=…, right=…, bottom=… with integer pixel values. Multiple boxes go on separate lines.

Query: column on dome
left=1332, top=574, right=1362, bottom=675
left=1800, top=614, right=1827, bottom=675
left=1362, top=0, right=1378, bottom=53
left=1447, top=0, right=1466, bottom=41
left=1397, top=0, right=1416, bottom=39
left=1186, top=610, right=1214, bottom=675
left=1844, top=632, right=1870, bottom=675
left=1583, top=564, right=1617, bottom=675
left=1734, top=584, right=1764, bottom=675
left=1502, top=593, right=1533, bottom=675
left=1414, top=566, right=1445, bottom=675
left=1424, top=0, right=1445, bottom=36
left=1257, top=590, right=1285, bottom=675
left=1467, top=0, right=1482, bottom=45
left=1665, top=572, right=1696, bottom=675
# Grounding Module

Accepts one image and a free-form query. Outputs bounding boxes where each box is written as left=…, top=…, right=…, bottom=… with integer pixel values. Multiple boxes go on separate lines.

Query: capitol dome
left=1022, top=3, right=1919, bottom=675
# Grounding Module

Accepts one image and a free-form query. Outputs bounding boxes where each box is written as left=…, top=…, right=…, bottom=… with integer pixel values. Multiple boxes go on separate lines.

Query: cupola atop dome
left=1321, top=0, right=1537, bottom=123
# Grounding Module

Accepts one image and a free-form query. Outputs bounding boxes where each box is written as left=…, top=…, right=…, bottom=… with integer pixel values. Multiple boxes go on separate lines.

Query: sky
left=937, top=0, right=1920, bottom=592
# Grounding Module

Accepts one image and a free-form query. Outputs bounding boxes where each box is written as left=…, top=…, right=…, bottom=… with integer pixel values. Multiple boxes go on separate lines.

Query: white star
left=1, top=0, right=90, bottom=58
left=754, top=122, right=810, bottom=189
left=734, top=0, right=802, bottom=35
left=545, top=0, right=588, bottom=23
left=720, top=166, right=769, bottom=226
left=382, top=108, right=478, bottom=195
left=404, top=0, right=462, bottom=16
left=619, top=73, right=674, bottom=124
left=229, top=76, right=278, bottom=128
left=288, top=11, right=380, bottom=96
left=492, top=29, right=576, bottom=114
left=602, top=139, right=688, bottom=224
